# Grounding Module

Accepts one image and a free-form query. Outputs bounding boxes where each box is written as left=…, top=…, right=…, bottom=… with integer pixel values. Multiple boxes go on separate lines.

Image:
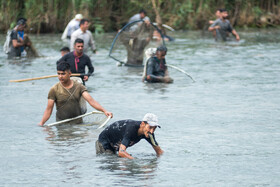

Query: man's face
left=74, top=42, right=84, bottom=54
left=156, top=51, right=166, bottom=60
left=81, top=21, right=89, bottom=31
left=60, top=51, right=68, bottom=56
left=140, top=12, right=145, bottom=19
left=215, top=10, right=221, bottom=18
left=143, top=123, right=157, bottom=138
left=18, top=24, right=25, bottom=31
left=57, top=70, right=71, bottom=84
left=221, top=11, right=228, bottom=19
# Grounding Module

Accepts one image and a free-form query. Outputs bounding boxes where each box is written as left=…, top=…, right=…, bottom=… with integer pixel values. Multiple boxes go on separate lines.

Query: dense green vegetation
left=0, top=0, right=279, bottom=33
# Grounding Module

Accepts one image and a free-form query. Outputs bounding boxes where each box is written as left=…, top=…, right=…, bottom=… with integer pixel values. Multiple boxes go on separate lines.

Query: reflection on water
left=97, top=155, right=158, bottom=185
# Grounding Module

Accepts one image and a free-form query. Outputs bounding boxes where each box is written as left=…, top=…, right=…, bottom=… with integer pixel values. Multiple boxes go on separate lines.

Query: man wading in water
left=57, top=38, right=94, bottom=85
left=208, top=9, right=240, bottom=41
left=143, top=46, right=173, bottom=83
left=38, top=62, right=112, bottom=126
left=96, top=113, right=164, bottom=159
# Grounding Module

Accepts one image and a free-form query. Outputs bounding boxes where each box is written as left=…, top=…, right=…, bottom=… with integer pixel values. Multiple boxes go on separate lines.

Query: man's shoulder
left=81, top=53, right=91, bottom=60
left=50, top=82, right=60, bottom=90
left=73, top=80, right=87, bottom=90
left=148, top=56, right=157, bottom=63
left=57, top=52, right=74, bottom=63
left=112, top=119, right=141, bottom=126
left=86, top=30, right=93, bottom=35
left=72, top=28, right=82, bottom=36
left=10, top=30, right=18, bottom=37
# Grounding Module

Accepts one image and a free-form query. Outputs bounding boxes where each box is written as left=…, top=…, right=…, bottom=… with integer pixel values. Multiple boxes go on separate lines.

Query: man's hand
left=118, top=144, right=134, bottom=159
left=83, top=76, right=89, bottom=81
left=235, top=35, right=240, bottom=41
left=163, top=76, right=173, bottom=83
left=103, top=110, right=113, bottom=118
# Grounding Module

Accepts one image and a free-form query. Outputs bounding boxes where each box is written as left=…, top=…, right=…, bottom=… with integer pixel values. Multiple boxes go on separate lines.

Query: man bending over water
left=96, top=113, right=164, bottom=159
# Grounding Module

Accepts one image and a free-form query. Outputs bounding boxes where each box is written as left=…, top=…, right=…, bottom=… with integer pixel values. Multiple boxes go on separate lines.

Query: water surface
left=0, top=29, right=279, bottom=186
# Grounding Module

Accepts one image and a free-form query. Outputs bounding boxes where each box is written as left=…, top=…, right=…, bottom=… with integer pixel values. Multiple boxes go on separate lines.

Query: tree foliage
left=0, top=0, right=279, bottom=33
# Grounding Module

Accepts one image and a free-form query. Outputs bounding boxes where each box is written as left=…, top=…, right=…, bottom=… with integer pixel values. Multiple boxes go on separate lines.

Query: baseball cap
left=75, top=14, right=83, bottom=20
left=143, top=113, right=161, bottom=128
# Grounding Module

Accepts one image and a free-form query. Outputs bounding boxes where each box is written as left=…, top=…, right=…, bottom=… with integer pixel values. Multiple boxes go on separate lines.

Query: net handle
left=44, top=111, right=104, bottom=127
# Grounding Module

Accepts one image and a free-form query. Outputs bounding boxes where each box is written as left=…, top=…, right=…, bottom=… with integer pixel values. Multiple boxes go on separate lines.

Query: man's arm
left=232, top=29, right=240, bottom=41
left=163, top=69, right=173, bottom=83
left=70, top=32, right=77, bottom=51
left=82, top=91, right=112, bottom=117
left=89, top=32, right=96, bottom=53
left=118, top=144, right=134, bottom=159
left=152, top=145, right=164, bottom=156
left=38, top=99, right=55, bottom=126
left=208, top=20, right=220, bottom=32
left=146, top=59, right=162, bottom=82
left=83, top=58, right=94, bottom=81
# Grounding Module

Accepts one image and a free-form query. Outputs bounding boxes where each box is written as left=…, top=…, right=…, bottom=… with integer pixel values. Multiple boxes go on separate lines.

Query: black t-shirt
left=98, top=120, right=158, bottom=152
left=57, top=52, right=94, bottom=80
left=145, top=56, right=167, bottom=82
left=8, top=30, right=21, bottom=58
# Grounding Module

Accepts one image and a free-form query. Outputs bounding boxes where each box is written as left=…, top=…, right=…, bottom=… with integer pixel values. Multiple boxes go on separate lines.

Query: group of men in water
left=5, top=8, right=239, bottom=159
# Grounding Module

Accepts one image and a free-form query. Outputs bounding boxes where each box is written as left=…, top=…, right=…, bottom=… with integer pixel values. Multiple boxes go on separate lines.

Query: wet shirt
left=98, top=120, right=157, bottom=152
left=48, top=81, right=87, bottom=121
left=57, top=52, right=94, bottom=82
left=145, top=56, right=167, bottom=82
left=210, top=18, right=233, bottom=41
left=8, top=30, right=21, bottom=58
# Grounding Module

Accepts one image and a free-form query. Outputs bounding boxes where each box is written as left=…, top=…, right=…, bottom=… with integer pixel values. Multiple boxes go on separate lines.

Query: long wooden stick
left=9, top=73, right=83, bottom=82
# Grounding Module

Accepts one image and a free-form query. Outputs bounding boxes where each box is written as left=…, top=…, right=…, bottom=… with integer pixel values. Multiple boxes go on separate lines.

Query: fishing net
left=45, top=111, right=110, bottom=127
left=109, top=20, right=165, bottom=67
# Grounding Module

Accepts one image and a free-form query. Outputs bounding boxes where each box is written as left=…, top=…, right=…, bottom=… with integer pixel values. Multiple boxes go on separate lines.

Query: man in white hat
left=96, top=113, right=164, bottom=159
left=61, top=14, right=83, bottom=40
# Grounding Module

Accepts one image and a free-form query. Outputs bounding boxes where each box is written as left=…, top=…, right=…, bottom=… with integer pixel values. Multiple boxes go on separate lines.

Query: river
left=0, top=29, right=279, bottom=186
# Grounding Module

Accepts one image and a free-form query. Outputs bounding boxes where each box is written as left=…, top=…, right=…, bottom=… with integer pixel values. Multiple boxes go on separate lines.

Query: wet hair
left=17, top=18, right=27, bottom=26
left=219, top=8, right=227, bottom=13
left=60, top=46, right=70, bottom=52
left=57, top=62, right=71, bottom=71
left=74, top=38, right=84, bottom=45
left=156, top=46, right=168, bottom=52
left=79, top=18, right=89, bottom=26
left=139, top=9, right=147, bottom=15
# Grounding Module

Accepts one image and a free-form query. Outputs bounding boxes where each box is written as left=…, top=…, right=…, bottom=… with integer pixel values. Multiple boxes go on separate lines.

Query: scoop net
left=109, top=20, right=165, bottom=67
left=45, top=111, right=111, bottom=128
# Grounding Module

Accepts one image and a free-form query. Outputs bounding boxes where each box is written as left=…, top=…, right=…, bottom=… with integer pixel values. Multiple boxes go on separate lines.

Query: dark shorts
left=95, top=140, right=116, bottom=155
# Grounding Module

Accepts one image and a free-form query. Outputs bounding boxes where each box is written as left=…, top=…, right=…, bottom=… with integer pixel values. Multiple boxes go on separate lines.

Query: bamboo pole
left=9, top=73, right=83, bottom=82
